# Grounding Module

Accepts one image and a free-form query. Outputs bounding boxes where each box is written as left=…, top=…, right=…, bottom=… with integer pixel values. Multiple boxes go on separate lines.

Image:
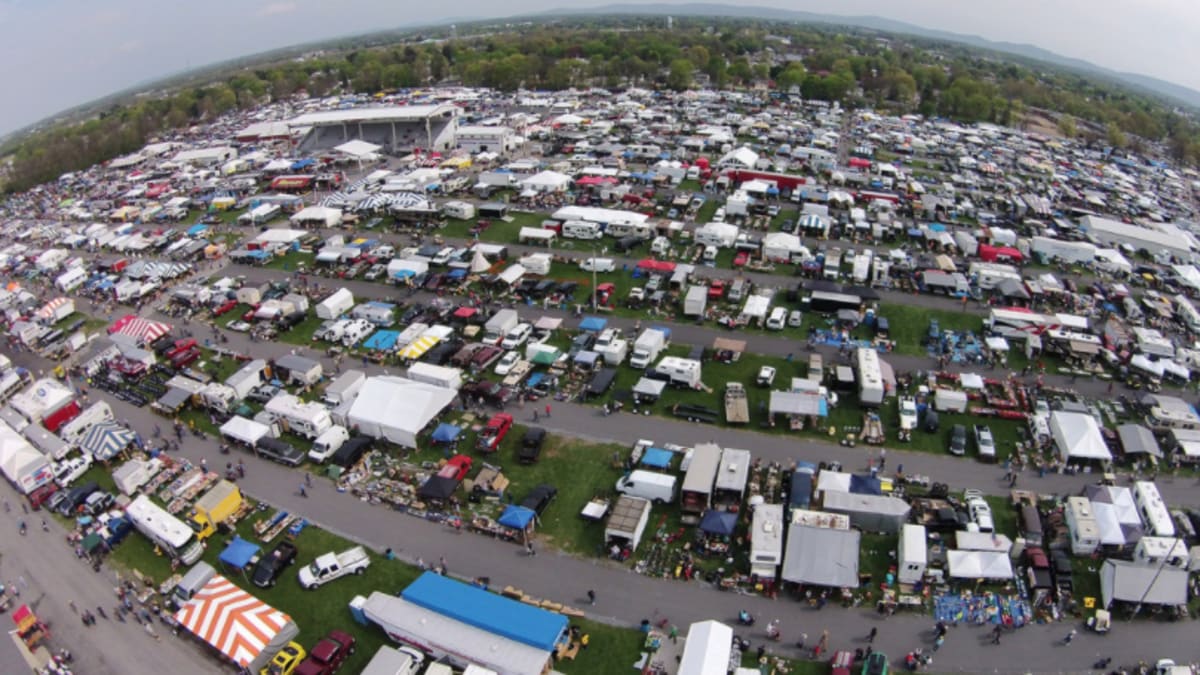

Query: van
left=765, top=307, right=787, bottom=330
left=501, top=323, right=532, bottom=349
left=308, top=425, right=350, bottom=463
left=1019, top=505, right=1044, bottom=543
left=614, top=236, right=642, bottom=253
left=173, top=561, right=216, bottom=606
left=615, top=470, right=677, bottom=504
left=728, top=279, right=748, bottom=302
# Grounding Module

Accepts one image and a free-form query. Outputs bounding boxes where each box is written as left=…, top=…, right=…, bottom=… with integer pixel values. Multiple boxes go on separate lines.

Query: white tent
left=497, top=264, right=526, bottom=286
left=678, top=620, right=733, bottom=675
left=1050, top=411, right=1112, bottom=461
left=959, top=373, right=985, bottom=390
left=762, top=232, right=805, bottom=262
left=334, top=139, right=382, bottom=159
left=520, top=171, right=572, bottom=193
left=1100, top=559, right=1188, bottom=608
left=347, top=377, right=456, bottom=448
left=0, top=421, right=52, bottom=494
left=815, top=470, right=852, bottom=495
left=290, top=206, right=342, bottom=228
left=1085, top=485, right=1144, bottom=546
left=781, top=524, right=859, bottom=587
left=946, top=550, right=1014, bottom=579
left=387, top=258, right=429, bottom=279
left=719, top=147, right=759, bottom=168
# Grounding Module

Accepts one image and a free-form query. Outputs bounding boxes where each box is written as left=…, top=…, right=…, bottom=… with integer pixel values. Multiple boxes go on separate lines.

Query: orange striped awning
left=174, top=576, right=292, bottom=667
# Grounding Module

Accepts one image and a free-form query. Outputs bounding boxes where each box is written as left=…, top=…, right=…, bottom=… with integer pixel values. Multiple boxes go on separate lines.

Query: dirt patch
left=1022, top=112, right=1063, bottom=139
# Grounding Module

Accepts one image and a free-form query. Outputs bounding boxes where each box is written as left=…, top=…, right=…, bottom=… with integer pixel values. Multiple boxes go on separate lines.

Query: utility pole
left=590, top=245, right=598, bottom=313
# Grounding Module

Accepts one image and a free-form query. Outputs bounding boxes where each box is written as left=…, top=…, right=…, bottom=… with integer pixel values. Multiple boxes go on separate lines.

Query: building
left=1080, top=215, right=1195, bottom=261
left=457, top=125, right=519, bottom=155
left=291, top=105, right=459, bottom=155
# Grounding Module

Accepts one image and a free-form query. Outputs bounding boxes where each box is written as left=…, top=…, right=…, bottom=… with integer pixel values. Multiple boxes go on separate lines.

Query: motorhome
left=1133, top=481, right=1176, bottom=538
left=651, top=356, right=702, bottom=389
left=561, top=220, right=603, bottom=240
left=856, top=348, right=884, bottom=407
left=126, top=494, right=204, bottom=565
left=749, top=503, right=784, bottom=580
left=263, top=394, right=333, bottom=439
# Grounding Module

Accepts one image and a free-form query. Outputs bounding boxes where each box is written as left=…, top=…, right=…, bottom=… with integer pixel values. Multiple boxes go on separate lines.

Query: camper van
left=1133, top=481, right=1176, bottom=538
left=651, top=356, right=702, bottom=389
left=615, top=470, right=677, bottom=504
left=561, top=220, right=603, bottom=240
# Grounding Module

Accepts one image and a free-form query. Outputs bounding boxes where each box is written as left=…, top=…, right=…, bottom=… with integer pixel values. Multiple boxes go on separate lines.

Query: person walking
left=933, top=634, right=944, bottom=651
left=544, top=404, right=551, bottom=418
left=669, top=625, right=678, bottom=644
left=867, top=627, right=877, bottom=643
left=298, top=484, right=308, bottom=498
left=991, top=625, right=1002, bottom=645
left=1062, top=628, right=1077, bottom=645
left=587, top=589, right=596, bottom=605
left=304, top=473, right=313, bottom=487
left=878, top=449, right=887, bottom=471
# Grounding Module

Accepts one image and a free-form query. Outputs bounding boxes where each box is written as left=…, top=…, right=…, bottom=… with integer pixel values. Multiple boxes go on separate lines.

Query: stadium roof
left=289, top=105, right=457, bottom=127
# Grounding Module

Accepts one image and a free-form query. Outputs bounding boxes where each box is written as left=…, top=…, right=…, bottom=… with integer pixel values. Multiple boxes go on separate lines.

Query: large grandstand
left=290, top=104, right=459, bottom=155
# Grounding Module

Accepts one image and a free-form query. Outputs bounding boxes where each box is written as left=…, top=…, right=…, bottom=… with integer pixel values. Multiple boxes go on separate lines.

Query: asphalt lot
left=9, top=265, right=1200, bottom=672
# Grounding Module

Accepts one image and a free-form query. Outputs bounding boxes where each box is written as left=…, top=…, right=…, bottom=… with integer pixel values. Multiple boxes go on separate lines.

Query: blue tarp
left=579, top=317, right=607, bottom=332
left=526, top=372, right=545, bottom=388
left=789, top=471, right=813, bottom=509
left=446, top=268, right=467, bottom=279
left=849, top=474, right=883, bottom=495
left=219, top=536, right=260, bottom=569
left=291, top=158, right=315, bottom=170
left=928, top=223, right=947, bottom=232
left=362, top=330, right=399, bottom=351
left=641, top=448, right=672, bottom=469
left=392, top=269, right=415, bottom=279
left=401, top=572, right=568, bottom=652
left=186, top=224, right=209, bottom=236
left=498, top=505, right=536, bottom=530
left=431, top=423, right=462, bottom=443
left=698, top=510, right=738, bottom=536
left=574, top=350, right=600, bottom=367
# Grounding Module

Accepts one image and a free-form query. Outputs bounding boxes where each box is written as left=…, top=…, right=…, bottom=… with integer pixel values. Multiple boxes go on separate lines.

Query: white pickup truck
left=298, top=546, right=370, bottom=589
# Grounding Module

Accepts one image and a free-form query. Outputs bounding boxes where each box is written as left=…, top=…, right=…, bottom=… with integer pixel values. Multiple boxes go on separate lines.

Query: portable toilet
left=348, top=595, right=368, bottom=625
left=898, top=523, right=927, bottom=585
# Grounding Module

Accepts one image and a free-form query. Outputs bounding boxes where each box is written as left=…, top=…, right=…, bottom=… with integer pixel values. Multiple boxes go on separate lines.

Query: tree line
left=4, top=16, right=1199, bottom=194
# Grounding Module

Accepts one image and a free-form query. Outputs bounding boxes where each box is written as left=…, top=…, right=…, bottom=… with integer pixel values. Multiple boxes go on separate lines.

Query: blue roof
left=579, top=316, right=607, bottom=332
left=498, top=505, right=536, bottom=530
left=641, top=447, right=672, bottom=469
left=402, top=572, right=567, bottom=651
left=362, top=330, right=398, bottom=351
left=219, top=535, right=260, bottom=568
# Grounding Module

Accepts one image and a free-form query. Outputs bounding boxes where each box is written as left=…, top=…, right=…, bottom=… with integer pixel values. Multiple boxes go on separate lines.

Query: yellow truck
left=189, top=480, right=243, bottom=541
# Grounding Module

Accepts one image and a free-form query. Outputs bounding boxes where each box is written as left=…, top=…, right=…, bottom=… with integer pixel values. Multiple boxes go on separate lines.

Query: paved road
left=0, top=482, right=222, bottom=675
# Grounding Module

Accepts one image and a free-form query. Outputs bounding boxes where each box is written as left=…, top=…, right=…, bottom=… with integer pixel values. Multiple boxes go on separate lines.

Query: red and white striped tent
left=174, top=576, right=295, bottom=668
left=107, top=314, right=170, bottom=345
left=34, top=297, right=72, bottom=322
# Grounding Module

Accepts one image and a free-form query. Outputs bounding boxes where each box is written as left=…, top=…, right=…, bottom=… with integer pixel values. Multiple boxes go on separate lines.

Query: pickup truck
left=298, top=546, right=370, bottom=589
left=253, top=540, right=298, bottom=588
left=476, top=413, right=513, bottom=453
left=724, top=383, right=749, bottom=424
left=295, top=630, right=357, bottom=675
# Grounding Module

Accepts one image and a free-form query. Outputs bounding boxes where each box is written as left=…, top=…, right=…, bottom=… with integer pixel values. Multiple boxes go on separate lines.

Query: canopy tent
left=362, top=330, right=399, bottom=351
left=334, top=139, right=382, bottom=159
left=640, top=447, right=673, bottom=469
left=947, top=550, right=1014, bottom=579
left=35, top=297, right=72, bottom=322
left=175, top=576, right=296, bottom=670
left=1085, top=485, right=1144, bottom=546
left=698, top=510, right=738, bottom=536
left=418, top=475, right=459, bottom=501
left=431, top=423, right=462, bottom=444
left=0, top=422, right=52, bottom=494
left=848, top=474, right=883, bottom=495
left=815, top=470, right=852, bottom=495
left=219, top=536, right=261, bottom=571
left=632, top=377, right=667, bottom=401
left=959, top=373, right=985, bottom=390
left=1116, top=424, right=1163, bottom=458
left=399, top=335, right=440, bottom=360
left=678, top=621, right=733, bottom=675
left=1050, top=411, right=1112, bottom=461
left=107, top=315, right=170, bottom=345
left=497, top=505, right=537, bottom=531
left=348, top=377, right=456, bottom=448
left=636, top=259, right=676, bottom=273
left=79, top=421, right=135, bottom=461
left=1101, top=559, right=1188, bottom=609
left=579, top=317, right=607, bottom=332
left=781, top=525, right=860, bottom=587
left=533, top=316, right=562, bottom=331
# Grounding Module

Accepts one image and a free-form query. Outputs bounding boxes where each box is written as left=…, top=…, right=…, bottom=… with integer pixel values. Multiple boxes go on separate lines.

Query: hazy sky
left=2, top=0, right=1198, bottom=135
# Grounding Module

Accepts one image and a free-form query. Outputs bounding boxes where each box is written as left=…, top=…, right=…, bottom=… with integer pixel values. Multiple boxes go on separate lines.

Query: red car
left=476, top=413, right=513, bottom=453
left=438, top=455, right=473, bottom=481
left=707, top=280, right=726, bottom=300
left=212, top=299, right=238, bottom=316
left=733, top=251, right=749, bottom=267
left=294, top=630, right=356, bottom=675
left=28, top=483, right=59, bottom=511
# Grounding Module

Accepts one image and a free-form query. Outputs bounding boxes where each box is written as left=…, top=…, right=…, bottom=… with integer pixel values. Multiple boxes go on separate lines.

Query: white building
left=456, top=125, right=519, bottom=155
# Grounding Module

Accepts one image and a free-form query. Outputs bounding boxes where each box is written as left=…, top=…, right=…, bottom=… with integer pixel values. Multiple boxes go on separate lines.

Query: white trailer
left=484, top=309, right=519, bottom=343
left=219, top=415, right=271, bottom=447
left=112, top=457, right=161, bottom=495
left=856, top=348, right=884, bottom=407
left=323, top=369, right=366, bottom=407
left=518, top=253, right=552, bottom=275
left=406, top=362, right=463, bottom=391
left=1031, top=236, right=1096, bottom=264
left=442, top=201, right=476, bottom=220
left=898, top=523, right=927, bottom=584
left=55, top=267, right=88, bottom=293
left=653, top=356, right=702, bottom=388
left=126, top=495, right=204, bottom=564
left=934, top=388, right=969, bottom=413
left=264, top=394, right=332, bottom=439
left=683, top=285, right=708, bottom=317
left=749, top=503, right=784, bottom=580
left=852, top=250, right=874, bottom=284
left=1064, top=496, right=1101, bottom=556
left=316, top=288, right=355, bottom=320
left=224, top=359, right=265, bottom=400
left=604, top=496, right=651, bottom=553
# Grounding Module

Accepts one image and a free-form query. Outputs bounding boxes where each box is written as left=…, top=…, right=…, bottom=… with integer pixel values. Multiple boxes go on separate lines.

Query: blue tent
left=431, top=423, right=462, bottom=443
left=641, top=447, right=673, bottom=469
left=363, top=330, right=399, bottom=351
left=290, top=158, right=315, bottom=170
left=698, top=510, right=738, bottom=536
left=498, top=505, right=536, bottom=531
left=219, top=536, right=260, bottom=570
left=928, top=223, right=947, bottom=232
left=446, top=268, right=467, bottom=279
left=579, top=316, right=607, bottom=332
left=849, top=474, right=883, bottom=496
left=186, top=224, right=209, bottom=236
left=392, top=269, right=415, bottom=280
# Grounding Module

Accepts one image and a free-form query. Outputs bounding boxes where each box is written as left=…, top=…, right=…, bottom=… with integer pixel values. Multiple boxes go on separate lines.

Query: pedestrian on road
left=532, top=410, right=539, bottom=422
left=96, top=606, right=106, bottom=620
left=795, top=633, right=807, bottom=651
left=237, top=459, right=245, bottom=478
left=878, top=449, right=887, bottom=471
left=68, top=600, right=77, bottom=614
left=304, top=473, right=313, bottom=487
left=756, top=645, right=765, bottom=662
left=438, top=557, right=448, bottom=575
left=669, top=625, right=678, bottom=643
left=200, top=458, right=207, bottom=472
left=933, top=634, right=944, bottom=651
left=298, top=484, right=308, bottom=498
left=145, top=623, right=160, bottom=641
left=587, top=589, right=596, bottom=605
left=868, top=627, right=877, bottom=643
left=1062, top=628, right=1077, bottom=645
left=525, top=540, right=536, bottom=556
left=991, top=625, right=1002, bottom=645
left=544, top=404, right=551, bottom=418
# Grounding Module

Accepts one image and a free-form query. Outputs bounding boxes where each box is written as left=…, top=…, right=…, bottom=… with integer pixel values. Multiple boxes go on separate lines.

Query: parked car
left=974, top=425, right=996, bottom=461
left=252, top=541, right=298, bottom=588
left=494, top=351, right=521, bottom=376
left=949, top=424, right=967, bottom=456
left=756, top=366, right=776, bottom=387
left=81, top=491, right=115, bottom=516
left=264, top=642, right=307, bottom=675
left=294, top=630, right=356, bottom=675
left=53, top=455, right=92, bottom=488
left=518, top=428, right=546, bottom=464
left=520, top=484, right=558, bottom=516
left=965, top=490, right=994, bottom=533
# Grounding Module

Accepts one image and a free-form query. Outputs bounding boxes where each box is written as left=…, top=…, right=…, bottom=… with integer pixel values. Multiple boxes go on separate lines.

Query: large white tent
left=1085, top=485, right=1144, bottom=546
left=348, top=376, right=456, bottom=448
left=0, top=420, right=52, bottom=494
left=677, top=620, right=733, bottom=675
left=946, top=550, right=1014, bottom=579
left=781, top=525, right=859, bottom=587
left=1100, top=559, right=1188, bottom=609
left=1050, top=411, right=1112, bottom=461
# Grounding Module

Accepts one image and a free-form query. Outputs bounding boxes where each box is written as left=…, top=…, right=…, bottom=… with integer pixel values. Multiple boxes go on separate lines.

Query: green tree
left=1106, top=122, right=1127, bottom=149
left=667, top=58, right=694, bottom=90
left=1057, top=114, right=1077, bottom=138
left=775, top=63, right=806, bottom=90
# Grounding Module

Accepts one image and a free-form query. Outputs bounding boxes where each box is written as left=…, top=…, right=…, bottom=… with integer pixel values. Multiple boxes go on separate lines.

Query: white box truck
left=323, top=369, right=366, bottom=407
left=629, top=328, right=670, bottom=369
left=683, top=285, right=708, bottom=317
left=360, top=645, right=426, bottom=675
left=309, top=425, right=350, bottom=463
left=483, top=309, right=519, bottom=344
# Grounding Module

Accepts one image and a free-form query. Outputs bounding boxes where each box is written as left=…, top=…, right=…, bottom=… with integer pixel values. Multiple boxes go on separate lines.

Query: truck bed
left=724, top=384, right=750, bottom=424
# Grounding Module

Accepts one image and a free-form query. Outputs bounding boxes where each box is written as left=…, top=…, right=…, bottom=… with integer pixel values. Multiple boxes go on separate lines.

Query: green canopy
left=81, top=533, right=104, bottom=553
left=532, top=349, right=561, bottom=366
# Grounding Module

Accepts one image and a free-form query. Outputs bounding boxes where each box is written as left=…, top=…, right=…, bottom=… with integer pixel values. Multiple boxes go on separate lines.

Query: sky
left=1, top=0, right=1198, bottom=136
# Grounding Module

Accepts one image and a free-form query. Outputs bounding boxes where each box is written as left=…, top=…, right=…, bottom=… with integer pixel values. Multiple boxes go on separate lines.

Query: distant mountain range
left=537, top=2, right=1200, bottom=109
